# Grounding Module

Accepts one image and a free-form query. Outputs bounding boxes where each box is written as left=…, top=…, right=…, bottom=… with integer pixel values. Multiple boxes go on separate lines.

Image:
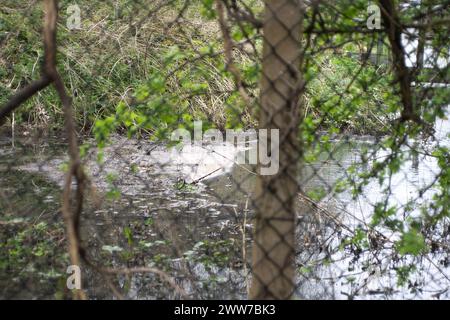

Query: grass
left=1, top=0, right=394, bottom=138
left=0, top=0, right=238, bottom=131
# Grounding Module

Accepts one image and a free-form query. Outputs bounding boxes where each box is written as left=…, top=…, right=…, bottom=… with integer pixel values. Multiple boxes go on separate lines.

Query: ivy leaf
left=396, top=229, right=427, bottom=256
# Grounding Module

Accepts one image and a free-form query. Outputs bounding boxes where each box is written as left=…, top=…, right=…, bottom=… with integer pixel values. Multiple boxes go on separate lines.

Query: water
left=0, top=111, right=449, bottom=299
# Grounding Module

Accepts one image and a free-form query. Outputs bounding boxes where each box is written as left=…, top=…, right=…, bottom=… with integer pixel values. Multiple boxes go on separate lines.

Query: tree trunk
left=250, top=0, right=304, bottom=299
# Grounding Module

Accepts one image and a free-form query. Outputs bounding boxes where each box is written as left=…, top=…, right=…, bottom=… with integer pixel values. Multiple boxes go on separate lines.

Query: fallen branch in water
left=191, top=167, right=222, bottom=184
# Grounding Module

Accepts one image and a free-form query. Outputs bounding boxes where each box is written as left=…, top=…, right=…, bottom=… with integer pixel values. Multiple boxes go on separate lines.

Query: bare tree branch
left=42, top=0, right=87, bottom=300
left=0, top=76, right=52, bottom=123
left=216, top=0, right=252, bottom=119
left=378, top=0, right=418, bottom=122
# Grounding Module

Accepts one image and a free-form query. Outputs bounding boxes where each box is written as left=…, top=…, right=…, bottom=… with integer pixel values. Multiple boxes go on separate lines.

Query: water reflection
left=0, top=109, right=448, bottom=299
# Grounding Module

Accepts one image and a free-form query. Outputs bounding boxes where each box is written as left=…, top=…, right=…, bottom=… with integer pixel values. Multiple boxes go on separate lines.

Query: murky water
left=0, top=110, right=449, bottom=299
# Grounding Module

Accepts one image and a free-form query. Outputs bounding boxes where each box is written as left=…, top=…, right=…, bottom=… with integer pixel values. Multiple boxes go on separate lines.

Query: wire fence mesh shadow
left=0, top=0, right=449, bottom=300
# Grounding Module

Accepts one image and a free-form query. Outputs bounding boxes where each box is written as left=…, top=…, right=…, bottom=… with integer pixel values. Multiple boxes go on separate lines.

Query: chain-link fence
left=1, top=0, right=449, bottom=300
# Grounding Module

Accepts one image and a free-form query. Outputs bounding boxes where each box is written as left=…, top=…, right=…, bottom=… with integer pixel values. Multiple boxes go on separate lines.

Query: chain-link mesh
left=1, top=0, right=449, bottom=300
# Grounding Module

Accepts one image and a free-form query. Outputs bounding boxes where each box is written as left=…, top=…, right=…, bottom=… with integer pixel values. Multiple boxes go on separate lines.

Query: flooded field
left=1, top=111, right=449, bottom=299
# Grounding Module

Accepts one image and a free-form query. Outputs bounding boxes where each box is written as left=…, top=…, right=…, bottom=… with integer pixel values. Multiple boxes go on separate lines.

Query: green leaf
left=396, top=229, right=427, bottom=256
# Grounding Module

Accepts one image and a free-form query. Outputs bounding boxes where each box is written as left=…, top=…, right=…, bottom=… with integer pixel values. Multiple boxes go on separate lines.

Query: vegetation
left=2, top=0, right=398, bottom=136
left=0, top=0, right=449, bottom=300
